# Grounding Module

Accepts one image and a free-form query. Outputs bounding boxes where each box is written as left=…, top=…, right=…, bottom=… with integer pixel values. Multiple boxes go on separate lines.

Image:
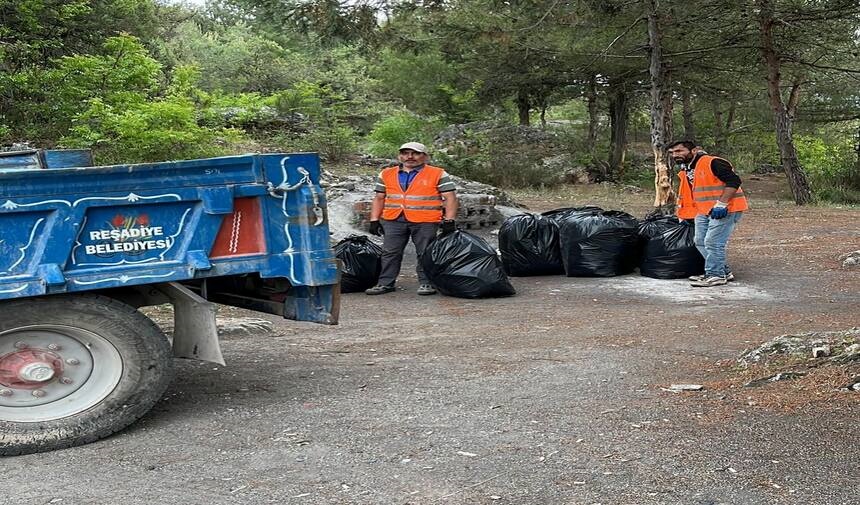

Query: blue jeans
left=694, top=212, right=743, bottom=277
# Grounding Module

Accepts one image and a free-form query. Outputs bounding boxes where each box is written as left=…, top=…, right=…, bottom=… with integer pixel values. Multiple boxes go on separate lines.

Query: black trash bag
left=421, top=230, right=516, bottom=298
left=558, top=210, right=641, bottom=277
left=498, top=214, right=564, bottom=276
left=541, top=205, right=603, bottom=222
left=637, top=215, right=704, bottom=279
left=333, top=235, right=383, bottom=293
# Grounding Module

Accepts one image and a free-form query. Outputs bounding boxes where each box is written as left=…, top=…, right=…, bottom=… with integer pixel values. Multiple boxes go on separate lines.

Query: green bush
left=365, top=113, right=436, bottom=157
left=199, top=92, right=280, bottom=129
left=303, top=122, right=357, bottom=163
left=794, top=133, right=860, bottom=204
left=62, top=97, right=242, bottom=164
left=714, top=131, right=779, bottom=174
left=1, top=34, right=162, bottom=143
left=435, top=130, right=561, bottom=188
left=270, top=82, right=326, bottom=118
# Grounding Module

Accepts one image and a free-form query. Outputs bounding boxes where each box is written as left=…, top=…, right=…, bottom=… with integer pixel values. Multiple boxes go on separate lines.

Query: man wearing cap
left=365, top=142, right=458, bottom=295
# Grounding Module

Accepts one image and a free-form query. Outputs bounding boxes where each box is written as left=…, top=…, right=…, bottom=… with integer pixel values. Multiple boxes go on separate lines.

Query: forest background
left=1, top=0, right=859, bottom=206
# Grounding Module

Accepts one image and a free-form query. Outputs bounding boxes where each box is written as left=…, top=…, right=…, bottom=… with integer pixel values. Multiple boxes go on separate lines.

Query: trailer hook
left=267, top=160, right=324, bottom=226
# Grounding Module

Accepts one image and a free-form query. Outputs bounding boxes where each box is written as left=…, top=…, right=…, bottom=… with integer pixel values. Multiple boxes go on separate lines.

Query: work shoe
left=417, top=284, right=437, bottom=296
left=690, top=275, right=727, bottom=287
left=365, top=284, right=395, bottom=295
left=689, top=272, right=736, bottom=282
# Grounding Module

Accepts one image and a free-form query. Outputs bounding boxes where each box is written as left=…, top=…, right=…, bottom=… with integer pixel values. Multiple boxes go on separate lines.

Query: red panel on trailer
left=210, top=198, right=267, bottom=258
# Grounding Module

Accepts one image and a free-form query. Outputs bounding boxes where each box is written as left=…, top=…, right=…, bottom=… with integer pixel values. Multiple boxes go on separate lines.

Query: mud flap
left=283, top=284, right=340, bottom=325
left=156, top=282, right=225, bottom=365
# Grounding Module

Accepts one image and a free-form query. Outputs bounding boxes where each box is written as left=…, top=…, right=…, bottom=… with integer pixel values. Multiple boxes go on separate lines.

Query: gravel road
left=2, top=183, right=858, bottom=505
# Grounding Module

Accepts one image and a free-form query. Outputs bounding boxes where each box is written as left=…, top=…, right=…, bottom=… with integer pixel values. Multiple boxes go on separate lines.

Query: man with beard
left=668, top=140, right=748, bottom=287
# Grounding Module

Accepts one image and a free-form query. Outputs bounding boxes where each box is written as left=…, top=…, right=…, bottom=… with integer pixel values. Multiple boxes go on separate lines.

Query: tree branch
left=516, top=0, right=563, bottom=32
left=782, top=56, right=860, bottom=74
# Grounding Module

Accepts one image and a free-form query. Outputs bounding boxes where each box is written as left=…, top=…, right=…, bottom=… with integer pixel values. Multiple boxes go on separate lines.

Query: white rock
left=216, top=317, right=274, bottom=337
left=665, top=384, right=704, bottom=392
left=840, top=250, right=860, bottom=269
left=811, top=345, right=831, bottom=358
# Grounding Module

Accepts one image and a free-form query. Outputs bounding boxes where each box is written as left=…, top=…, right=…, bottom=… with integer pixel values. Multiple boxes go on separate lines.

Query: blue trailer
left=0, top=150, right=340, bottom=455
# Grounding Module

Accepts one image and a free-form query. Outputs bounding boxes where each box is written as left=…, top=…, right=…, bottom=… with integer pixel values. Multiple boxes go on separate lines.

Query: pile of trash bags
left=333, top=235, right=383, bottom=293
left=342, top=207, right=703, bottom=299
left=421, top=230, right=516, bottom=299
left=498, top=207, right=704, bottom=279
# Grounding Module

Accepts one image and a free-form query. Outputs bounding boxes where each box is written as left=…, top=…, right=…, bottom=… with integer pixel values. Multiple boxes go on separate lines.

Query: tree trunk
left=585, top=75, right=605, bottom=181
left=713, top=96, right=736, bottom=152
left=648, top=1, right=676, bottom=211
left=757, top=0, right=813, bottom=205
left=853, top=125, right=860, bottom=188
left=516, top=89, right=530, bottom=126
left=537, top=93, right=548, bottom=128
left=787, top=75, right=803, bottom=119
left=586, top=75, right=599, bottom=155
left=724, top=100, right=736, bottom=139
left=681, top=89, right=695, bottom=140
left=607, top=81, right=628, bottom=180
left=713, top=97, right=726, bottom=152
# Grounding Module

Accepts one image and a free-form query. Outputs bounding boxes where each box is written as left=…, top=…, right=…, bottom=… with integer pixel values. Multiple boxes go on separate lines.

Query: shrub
left=270, top=82, right=326, bottom=118
left=795, top=132, right=860, bottom=204
left=62, top=97, right=242, bottom=164
left=365, top=113, right=436, bottom=157
left=435, top=128, right=562, bottom=188
left=199, top=93, right=280, bottom=129
left=303, top=122, right=357, bottom=163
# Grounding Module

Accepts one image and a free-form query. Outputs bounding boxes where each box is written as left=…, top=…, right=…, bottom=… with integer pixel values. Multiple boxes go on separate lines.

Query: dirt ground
left=3, top=173, right=859, bottom=505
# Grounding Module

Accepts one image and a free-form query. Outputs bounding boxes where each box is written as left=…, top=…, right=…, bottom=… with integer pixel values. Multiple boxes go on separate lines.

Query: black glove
left=368, top=220, right=383, bottom=236
left=440, top=219, right=456, bottom=235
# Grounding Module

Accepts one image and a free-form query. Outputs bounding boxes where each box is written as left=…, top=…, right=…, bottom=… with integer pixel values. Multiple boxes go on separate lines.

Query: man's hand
left=709, top=206, right=728, bottom=219
left=368, top=220, right=383, bottom=236
left=440, top=219, right=456, bottom=235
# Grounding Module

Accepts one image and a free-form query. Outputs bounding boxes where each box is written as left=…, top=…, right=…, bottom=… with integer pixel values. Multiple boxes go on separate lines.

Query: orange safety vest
left=381, top=165, right=445, bottom=223
left=677, top=155, right=748, bottom=218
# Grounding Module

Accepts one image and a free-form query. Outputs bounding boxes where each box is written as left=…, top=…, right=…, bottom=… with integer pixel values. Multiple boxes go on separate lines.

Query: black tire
left=0, top=294, right=173, bottom=456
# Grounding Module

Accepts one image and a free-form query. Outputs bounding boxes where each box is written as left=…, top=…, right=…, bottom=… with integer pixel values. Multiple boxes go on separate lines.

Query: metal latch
left=266, top=159, right=324, bottom=226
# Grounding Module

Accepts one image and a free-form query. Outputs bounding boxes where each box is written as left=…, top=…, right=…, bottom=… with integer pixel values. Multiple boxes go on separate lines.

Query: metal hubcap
left=19, top=362, right=56, bottom=382
left=0, top=348, right=63, bottom=388
left=0, top=325, right=123, bottom=422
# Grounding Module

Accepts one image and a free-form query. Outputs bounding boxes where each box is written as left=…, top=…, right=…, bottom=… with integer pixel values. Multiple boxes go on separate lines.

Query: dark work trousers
left=378, top=219, right=439, bottom=286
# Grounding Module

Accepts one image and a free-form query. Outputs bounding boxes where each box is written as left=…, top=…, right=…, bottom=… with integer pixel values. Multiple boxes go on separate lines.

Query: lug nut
left=14, top=341, right=28, bottom=349
left=47, top=343, right=61, bottom=351
left=31, top=390, right=46, bottom=398
left=66, top=358, right=80, bottom=366
left=59, top=377, right=73, bottom=385
left=0, top=389, right=13, bottom=397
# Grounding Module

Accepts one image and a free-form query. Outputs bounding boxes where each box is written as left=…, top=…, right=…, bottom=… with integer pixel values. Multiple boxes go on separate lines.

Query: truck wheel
left=0, top=294, right=173, bottom=455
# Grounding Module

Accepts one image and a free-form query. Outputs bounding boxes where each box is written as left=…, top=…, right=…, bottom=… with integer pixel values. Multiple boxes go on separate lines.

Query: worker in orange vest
left=669, top=140, right=748, bottom=287
left=365, top=142, right=459, bottom=296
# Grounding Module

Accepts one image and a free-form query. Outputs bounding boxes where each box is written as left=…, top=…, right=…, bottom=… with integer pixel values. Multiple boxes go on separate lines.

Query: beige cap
left=398, top=142, right=427, bottom=154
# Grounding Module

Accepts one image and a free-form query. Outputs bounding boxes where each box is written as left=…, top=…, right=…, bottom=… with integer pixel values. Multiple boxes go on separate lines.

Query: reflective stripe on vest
left=381, top=165, right=445, bottom=222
